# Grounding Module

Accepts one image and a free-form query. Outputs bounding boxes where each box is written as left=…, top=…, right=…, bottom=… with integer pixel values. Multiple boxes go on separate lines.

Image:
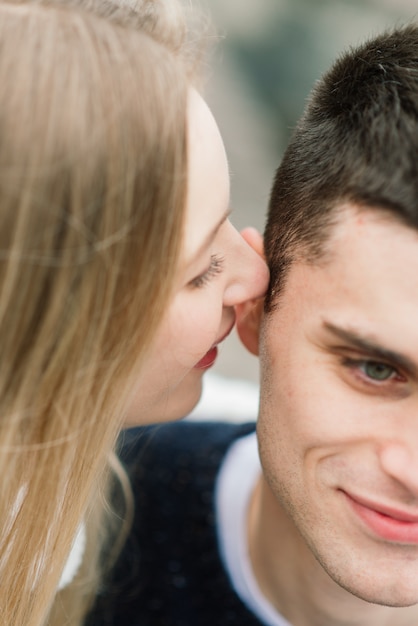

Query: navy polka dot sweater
left=86, top=420, right=265, bottom=626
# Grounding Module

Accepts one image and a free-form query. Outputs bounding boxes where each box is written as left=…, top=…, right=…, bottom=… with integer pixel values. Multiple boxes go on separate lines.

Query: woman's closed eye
left=189, top=254, right=225, bottom=289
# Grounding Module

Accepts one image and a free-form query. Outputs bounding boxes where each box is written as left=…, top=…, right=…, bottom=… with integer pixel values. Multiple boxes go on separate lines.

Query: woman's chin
left=156, top=375, right=204, bottom=423
left=124, top=372, right=204, bottom=427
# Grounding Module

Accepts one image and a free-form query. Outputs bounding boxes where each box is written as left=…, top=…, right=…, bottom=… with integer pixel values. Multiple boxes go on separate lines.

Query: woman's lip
left=194, top=318, right=236, bottom=370
left=342, top=490, right=418, bottom=543
left=194, top=346, right=218, bottom=370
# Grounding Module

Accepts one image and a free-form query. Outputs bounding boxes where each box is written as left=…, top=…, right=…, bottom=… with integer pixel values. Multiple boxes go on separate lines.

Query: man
left=87, top=24, right=418, bottom=626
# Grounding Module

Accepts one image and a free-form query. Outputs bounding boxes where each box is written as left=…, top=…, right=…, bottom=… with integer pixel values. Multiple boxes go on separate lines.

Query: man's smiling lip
left=342, top=490, right=418, bottom=543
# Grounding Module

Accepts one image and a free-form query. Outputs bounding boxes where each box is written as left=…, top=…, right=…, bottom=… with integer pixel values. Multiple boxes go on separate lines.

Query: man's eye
left=360, top=361, right=396, bottom=381
left=341, top=356, right=402, bottom=385
left=339, top=356, right=409, bottom=396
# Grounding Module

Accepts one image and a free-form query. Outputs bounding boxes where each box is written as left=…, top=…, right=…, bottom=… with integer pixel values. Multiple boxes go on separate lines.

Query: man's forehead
left=329, top=202, right=418, bottom=241
left=272, top=201, right=418, bottom=277
left=263, top=203, right=418, bottom=343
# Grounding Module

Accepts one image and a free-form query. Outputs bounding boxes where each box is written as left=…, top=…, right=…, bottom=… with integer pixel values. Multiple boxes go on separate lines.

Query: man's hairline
left=263, top=200, right=418, bottom=315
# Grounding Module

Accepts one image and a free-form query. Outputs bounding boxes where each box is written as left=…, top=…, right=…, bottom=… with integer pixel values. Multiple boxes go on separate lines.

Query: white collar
left=216, top=431, right=291, bottom=626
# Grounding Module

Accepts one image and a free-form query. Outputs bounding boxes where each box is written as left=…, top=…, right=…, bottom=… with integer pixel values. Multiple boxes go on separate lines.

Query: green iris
left=364, top=361, right=394, bottom=381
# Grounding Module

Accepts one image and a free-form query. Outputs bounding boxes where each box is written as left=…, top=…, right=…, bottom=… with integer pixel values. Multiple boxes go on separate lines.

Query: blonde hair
left=0, top=0, right=194, bottom=623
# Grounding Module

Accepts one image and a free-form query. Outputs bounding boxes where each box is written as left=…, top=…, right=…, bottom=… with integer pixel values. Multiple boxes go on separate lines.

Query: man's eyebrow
left=323, top=321, right=417, bottom=376
left=188, top=207, right=231, bottom=263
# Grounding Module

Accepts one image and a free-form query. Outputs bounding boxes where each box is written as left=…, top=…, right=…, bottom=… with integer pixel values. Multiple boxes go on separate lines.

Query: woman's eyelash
left=190, top=254, right=225, bottom=289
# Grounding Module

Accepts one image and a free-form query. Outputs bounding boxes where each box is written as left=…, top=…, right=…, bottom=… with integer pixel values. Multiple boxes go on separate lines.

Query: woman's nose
left=223, top=226, right=269, bottom=307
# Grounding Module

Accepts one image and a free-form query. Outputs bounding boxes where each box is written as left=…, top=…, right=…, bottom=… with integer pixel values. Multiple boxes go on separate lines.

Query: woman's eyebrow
left=322, top=320, right=418, bottom=376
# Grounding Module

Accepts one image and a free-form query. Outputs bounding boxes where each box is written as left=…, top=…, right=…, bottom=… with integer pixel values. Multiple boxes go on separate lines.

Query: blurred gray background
left=202, top=0, right=418, bottom=385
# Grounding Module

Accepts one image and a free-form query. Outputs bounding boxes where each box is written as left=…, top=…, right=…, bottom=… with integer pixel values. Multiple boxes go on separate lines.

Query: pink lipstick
left=194, top=346, right=218, bottom=370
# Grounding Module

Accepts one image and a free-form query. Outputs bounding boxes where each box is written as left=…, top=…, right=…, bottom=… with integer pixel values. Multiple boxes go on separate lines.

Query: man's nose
left=380, top=441, right=418, bottom=497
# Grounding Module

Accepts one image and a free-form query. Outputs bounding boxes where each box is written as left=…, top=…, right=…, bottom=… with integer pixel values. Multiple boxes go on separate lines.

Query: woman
left=0, top=0, right=268, bottom=624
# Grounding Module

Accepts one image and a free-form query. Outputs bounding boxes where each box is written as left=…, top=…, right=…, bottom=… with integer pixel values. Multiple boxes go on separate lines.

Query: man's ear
left=240, top=226, right=264, bottom=257
left=236, top=297, right=264, bottom=356
left=236, top=226, right=266, bottom=356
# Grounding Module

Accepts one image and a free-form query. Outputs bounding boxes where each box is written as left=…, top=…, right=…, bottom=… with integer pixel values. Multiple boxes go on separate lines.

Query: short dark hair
left=265, top=23, right=418, bottom=311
